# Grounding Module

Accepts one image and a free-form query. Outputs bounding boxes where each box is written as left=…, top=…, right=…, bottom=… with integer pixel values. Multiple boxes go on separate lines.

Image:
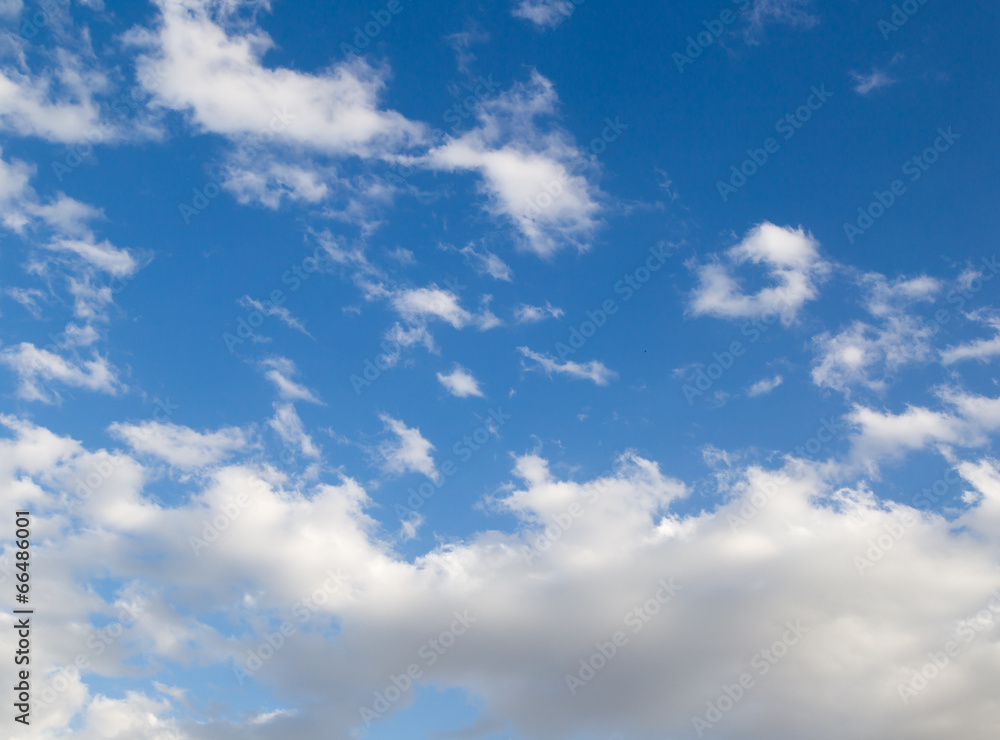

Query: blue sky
left=1, top=1, right=1000, bottom=738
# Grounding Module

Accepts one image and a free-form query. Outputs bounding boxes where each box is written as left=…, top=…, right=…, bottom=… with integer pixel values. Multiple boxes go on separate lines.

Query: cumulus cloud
left=420, top=71, right=603, bottom=258
left=108, top=420, right=246, bottom=468
left=130, top=0, right=424, bottom=156
left=437, top=364, right=485, bottom=398
left=518, top=346, right=617, bottom=385
left=376, top=414, right=439, bottom=481
left=3, top=416, right=1000, bottom=739
left=390, top=285, right=499, bottom=331
left=689, top=222, right=830, bottom=325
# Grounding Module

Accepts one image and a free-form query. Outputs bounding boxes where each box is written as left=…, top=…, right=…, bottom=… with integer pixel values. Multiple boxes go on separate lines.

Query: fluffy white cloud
left=108, top=420, right=246, bottom=468
left=3, top=417, right=1000, bottom=739
left=0, top=343, right=121, bottom=402
left=518, top=346, right=617, bottom=385
left=130, top=0, right=425, bottom=156
left=437, top=365, right=485, bottom=398
left=689, top=222, right=830, bottom=325
left=844, top=388, right=1000, bottom=471
left=376, top=414, right=439, bottom=481
left=420, top=72, right=603, bottom=258
left=389, top=285, right=499, bottom=331
left=0, top=54, right=112, bottom=143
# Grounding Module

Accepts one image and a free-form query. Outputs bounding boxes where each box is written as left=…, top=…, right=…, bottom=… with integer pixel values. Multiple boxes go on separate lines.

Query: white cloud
left=0, top=53, right=113, bottom=143
left=389, top=285, right=498, bottom=331
left=845, top=388, right=1000, bottom=471
left=512, top=0, right=576, bottom=29
left=108, top=420, right=246, bottom=468
left=514, top=302, right=564, bottom=323
left=269, top=402, right=320, bottom=459
left=812, top=317, right=935, bottom=394
left=5, top=419, right=1000, bottom=739
left=437, top=365, right=485, bottom=398
left=518, top=346, right=617, bottom=385
left=811, top=273, right=941, bottom=393
left=455, top=242, right=513, bottom=281
left=240, top=296, right=312, bottom=338
left=744, top=0, right=819, bottom=41
left=748, top=374, right=784, bottom=397
left=377, top=414, right=439, bottom=481
left=130, top=0, right=425, bottom=156
left=852, top=68, right=897, bottom=95
left=689, top=222, right=830, bottom=325
left=261, top=357, right=322, bottom=404
left=392, top=287, right=472, bottom=329
left=44, top=236, right=138, bottom=277
left=941, top=315, right=1000, bottom=365
left=420, top=71, right=603, bottom=258
left=0, top=342, right=121, bottom=402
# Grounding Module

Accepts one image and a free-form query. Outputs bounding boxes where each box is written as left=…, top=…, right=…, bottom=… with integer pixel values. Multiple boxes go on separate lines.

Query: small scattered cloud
left=748, top=375, right=784, bottom=397
left=514, top=302, right=564, bottom=323
left=688, top=222, right=831, bottom=325
left=512, top=0, right=576, bottom=29
left=108, top=420, right=246, bottom=468
left=437, top=365, right=485, bottom=398
left=518, top=346, right=617, bottom=385
left=377, top=414, right=439, bottom=481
